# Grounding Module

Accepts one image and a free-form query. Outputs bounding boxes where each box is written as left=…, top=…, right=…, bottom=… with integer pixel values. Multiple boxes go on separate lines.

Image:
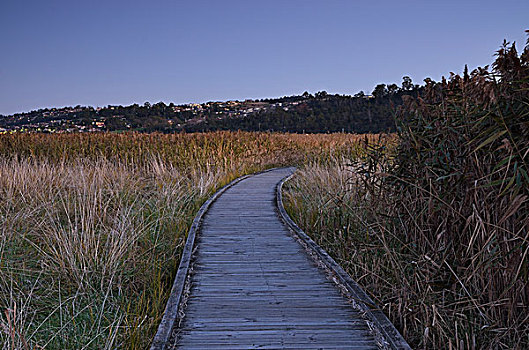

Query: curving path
left=170, top=168, right=384, bottom=349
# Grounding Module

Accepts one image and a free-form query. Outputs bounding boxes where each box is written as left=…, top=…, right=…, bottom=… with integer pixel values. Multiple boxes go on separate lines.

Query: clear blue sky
left=1, top=0, right=527, bottom=115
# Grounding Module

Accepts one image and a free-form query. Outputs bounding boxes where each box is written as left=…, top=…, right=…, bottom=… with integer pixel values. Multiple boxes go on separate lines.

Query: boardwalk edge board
left=276, top=173, right=412, bottom=350
left=150, top=167, right=289, bottom=350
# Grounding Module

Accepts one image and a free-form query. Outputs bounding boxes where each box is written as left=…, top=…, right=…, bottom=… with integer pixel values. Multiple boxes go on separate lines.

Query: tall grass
left=0, top=158, right=210, bottom=349
left=284, top=36, right=528, bottom=349
left=0, top=131, right=370, bottom=349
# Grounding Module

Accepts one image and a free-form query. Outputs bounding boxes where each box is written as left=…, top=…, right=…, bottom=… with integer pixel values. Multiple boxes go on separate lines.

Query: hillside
left=0, top=80, right=420, bottom=134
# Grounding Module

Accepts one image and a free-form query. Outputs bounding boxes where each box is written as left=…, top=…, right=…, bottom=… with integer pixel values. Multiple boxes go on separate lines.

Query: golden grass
left=0, top=131, right=373, bottom=349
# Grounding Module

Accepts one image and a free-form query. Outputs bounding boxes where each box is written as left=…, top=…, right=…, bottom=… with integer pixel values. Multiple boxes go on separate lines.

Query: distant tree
left=372, top=84, right=388, bottom=98
left=315, top=91, right=328, bottom=99
left=354, top=91, right=365, bottom=98
left=402, top=76, right=413, bottom=90
left=387, top=84, right=399, bottom=95
left=423, top=77, right=435, bottom=85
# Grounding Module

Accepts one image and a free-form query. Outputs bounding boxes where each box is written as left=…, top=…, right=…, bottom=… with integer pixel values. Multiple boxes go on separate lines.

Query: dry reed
left=284, top=37, right=528, bottom=349
left=0, top=131, right=369, bottom=349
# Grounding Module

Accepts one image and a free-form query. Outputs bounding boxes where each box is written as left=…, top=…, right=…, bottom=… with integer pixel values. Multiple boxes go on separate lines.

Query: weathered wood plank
left=183, top=321, right=368, bottom=330
left=174, top=346, right=378, bottom=350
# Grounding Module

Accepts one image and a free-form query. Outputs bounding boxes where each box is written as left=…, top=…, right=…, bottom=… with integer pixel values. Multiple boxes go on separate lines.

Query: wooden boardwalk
left=152, top=168, right=409, bottom=349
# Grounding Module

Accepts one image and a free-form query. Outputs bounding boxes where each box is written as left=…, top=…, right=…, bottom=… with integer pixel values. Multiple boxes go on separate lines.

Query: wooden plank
left=193, top=270, right=323, bottom=275
left=181, top=311, right=359, bottom=318
left=183, top=316, right=369, bottom=324
left=188, top=287, right=340, bottom=294
left=187, top=295, right=347, bottom=301
left=182, top=321, right=369, bottom=330
left=177, top=330, right=373, bottom=339
left=176, top=343, right=378, bottom=350
left=178, top=339, right=377, bottom=347
left=187, top=291, right=346, bottom=298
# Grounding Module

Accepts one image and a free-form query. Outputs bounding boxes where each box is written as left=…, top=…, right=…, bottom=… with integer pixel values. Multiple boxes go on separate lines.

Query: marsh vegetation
left=0, top=132, right=369, bottom=349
